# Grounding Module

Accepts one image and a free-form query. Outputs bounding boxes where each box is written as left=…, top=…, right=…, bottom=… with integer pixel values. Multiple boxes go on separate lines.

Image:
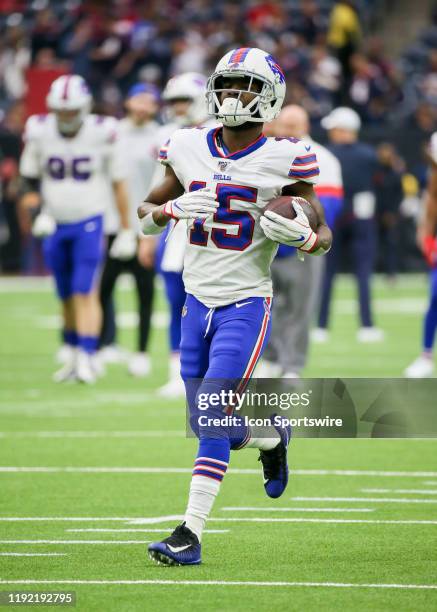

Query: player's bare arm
left=282, top=181, right=333, bottom=252
left=112, top=179, right=131, bottom=230
left=109, top=178, right=139, bottom=260
left=137, top=165, right=184, bottom=226
left=138, top=165, right=218, bottom=234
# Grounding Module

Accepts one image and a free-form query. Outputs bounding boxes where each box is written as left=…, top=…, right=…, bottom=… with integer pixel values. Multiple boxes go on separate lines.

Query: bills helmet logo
left=265, top=55, right=285, bottom=84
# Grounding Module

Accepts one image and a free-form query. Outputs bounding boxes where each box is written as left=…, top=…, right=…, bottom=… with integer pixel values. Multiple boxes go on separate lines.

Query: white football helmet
left=162, top=72, right=208, bottom=126
left=46, top=75, right=92, bottom=134
left=206, top=47, right=286, bottom=127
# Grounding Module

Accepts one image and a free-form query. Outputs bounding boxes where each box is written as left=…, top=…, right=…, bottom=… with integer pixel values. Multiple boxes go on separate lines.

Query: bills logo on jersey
left=265, top=55, right=285, bottom=84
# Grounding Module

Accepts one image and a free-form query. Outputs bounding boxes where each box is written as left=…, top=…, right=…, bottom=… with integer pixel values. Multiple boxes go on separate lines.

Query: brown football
left=263, top=196, right=318, bottom=231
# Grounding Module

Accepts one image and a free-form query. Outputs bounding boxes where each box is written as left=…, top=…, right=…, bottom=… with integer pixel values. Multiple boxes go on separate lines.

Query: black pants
left=318, top=219, right=376, bottom=329
left=99, top=235, right=155, bottom=352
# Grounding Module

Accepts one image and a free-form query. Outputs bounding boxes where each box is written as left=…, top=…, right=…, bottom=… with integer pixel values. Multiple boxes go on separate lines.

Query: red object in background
left=24, top=67, right=69, bottom=118
left=0, top=158, right=18, bottom=181
left=423, top=235, right=437, bottom=268
left=0, top=0, right=26, bottom=13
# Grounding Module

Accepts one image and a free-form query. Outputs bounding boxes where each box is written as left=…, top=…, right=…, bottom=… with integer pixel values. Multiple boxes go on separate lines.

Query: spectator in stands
left=0, top=101, right=24, bottom=272
left=328, top=0, right=362, bottom=97
left=0, top=16, right=30, bottom=101
left=393, top=102, right=437, bottom=186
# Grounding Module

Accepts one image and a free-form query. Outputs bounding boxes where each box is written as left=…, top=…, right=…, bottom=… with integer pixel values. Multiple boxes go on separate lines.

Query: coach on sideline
left=314, top=107, right=383, bottom=344
left=260, top=104, right=344, bottom=378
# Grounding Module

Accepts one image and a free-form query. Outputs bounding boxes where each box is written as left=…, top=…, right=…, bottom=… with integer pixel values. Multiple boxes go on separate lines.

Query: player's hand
left=109, top=228, right=137, bottom=260
left=163, top=188, right=218, bottom=220
left=32, top=213, right=56, bottom=238
left=422, top=235, right=437, bottom=267
left=260, top=201, right=318, bottom=252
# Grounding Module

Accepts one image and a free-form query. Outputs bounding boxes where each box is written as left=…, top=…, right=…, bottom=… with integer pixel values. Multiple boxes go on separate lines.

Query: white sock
left=170, top=352, right=181, bottom=381
left=242, top=424, right=280, bottom=451
left=184, top=475, right=221, bottom=542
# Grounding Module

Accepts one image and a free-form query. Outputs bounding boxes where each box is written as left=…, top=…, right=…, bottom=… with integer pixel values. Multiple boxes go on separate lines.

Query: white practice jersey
left=20, top=113, right=126, bottom=224
left=104, top=117, right=160, bottom=235
left=307, top=137, right=342, bottom=194
left=430, top=132, right=437, bottom=163
left=161, top=126, right=319, bottom=307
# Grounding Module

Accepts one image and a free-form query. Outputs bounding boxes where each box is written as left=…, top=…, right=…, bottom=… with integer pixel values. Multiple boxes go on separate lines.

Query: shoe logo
left=167, top=544, right=191, bottom=553
left=235, top=301, right=253, bottom=308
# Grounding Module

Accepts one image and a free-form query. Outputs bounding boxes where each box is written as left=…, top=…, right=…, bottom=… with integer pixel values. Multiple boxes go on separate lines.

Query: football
left=263, top=195, right=319, bottom=231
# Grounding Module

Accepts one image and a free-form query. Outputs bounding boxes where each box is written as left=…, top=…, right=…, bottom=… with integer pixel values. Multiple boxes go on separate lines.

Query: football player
left=19, top=75, right=133, bottom=383
left=154, top=72, right=215, bottom=397
left=139, top=48, right=332, bottom=565
left=405, top=132, right=437, bottom=377
left=99, top=83, right=160, bottom=377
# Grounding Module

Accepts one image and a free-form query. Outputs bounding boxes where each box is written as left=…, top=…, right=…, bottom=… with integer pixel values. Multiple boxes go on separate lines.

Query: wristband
left=298, top=230, right=318, bottom=252
left=163, top=200, right=178, bottom=220
left=140, top=212, right=166, bottom=235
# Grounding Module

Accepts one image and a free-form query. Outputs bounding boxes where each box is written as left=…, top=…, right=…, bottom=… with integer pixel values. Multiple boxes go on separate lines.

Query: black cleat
left=258, top=419, right=291, bottom=498
left=148, top=522, right=201, bottom=566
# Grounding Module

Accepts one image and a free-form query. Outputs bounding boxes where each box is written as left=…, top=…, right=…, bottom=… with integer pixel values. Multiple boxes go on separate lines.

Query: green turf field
left=0, top=274, right=436, bottom=611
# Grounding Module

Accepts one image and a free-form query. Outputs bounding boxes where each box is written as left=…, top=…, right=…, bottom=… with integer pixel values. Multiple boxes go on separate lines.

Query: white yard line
left=0, top=518, right=152, bottom=522
left=361, top=488, right=437, bottom=495
left=291, top=469, right=437, bottom=477
left=291, top=496, right=437, bottom=504
left=0, top=553, right=68, bottom=557
left=0, top=516, right=435, bottom=526
left=0, top=431, right=185, bottom=439
left=334, top=297, right=426, bottom=314
left=65, top=529, right=229, bottom=534
left=0, top=540, right=151, bottom=545
left=128, top=516, right=437, bottom=526
left=221, top=507, right=375, bottom=513
left=0, top=579, right=435, bottom=590
left=2, top=467, right=437, bottom=477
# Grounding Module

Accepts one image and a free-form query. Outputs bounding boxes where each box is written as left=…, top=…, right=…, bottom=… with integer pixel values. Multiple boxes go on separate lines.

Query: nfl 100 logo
left=218, top=161, right=229, bottom=171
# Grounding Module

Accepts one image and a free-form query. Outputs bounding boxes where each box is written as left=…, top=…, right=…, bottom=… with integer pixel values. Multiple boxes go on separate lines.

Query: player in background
left=19, top=75, right=132, bottom=383
left=312, top=107, right=383, bottom=343
left=259, top=104, right=343, bottom=378
left=99, top=83, right=160, bottom=377
left=405, top=132, right=437, bottom=377
left=154, top=72, right=214, bottom=396
left=139, top=48, right=332, bottom=565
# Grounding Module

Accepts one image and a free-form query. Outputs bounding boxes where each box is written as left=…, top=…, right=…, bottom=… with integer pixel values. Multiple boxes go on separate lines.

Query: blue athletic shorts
left=43, top=215, right=104, bottom=300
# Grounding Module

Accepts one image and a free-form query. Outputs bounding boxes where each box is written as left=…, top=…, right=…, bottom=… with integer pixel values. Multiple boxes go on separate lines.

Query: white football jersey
left=20, top=113, right=126, bottom=224
left=104, top=117, right=160, bottom=234
left=161, top=126, right=319, bottom=307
